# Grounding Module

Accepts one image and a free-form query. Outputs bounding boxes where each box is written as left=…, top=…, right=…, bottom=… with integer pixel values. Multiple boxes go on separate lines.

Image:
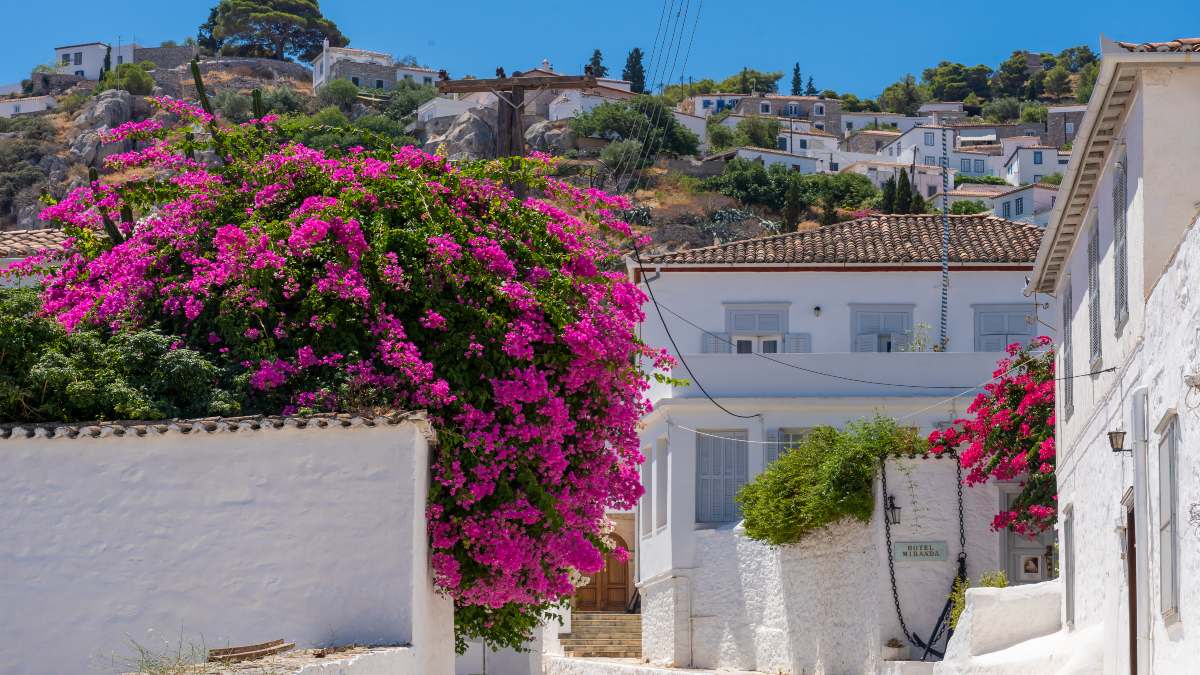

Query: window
left=640, top=448, right=653, bottom=535
left=1087, top=220, right=1102, bottom=363
left=734, top=335, right=780, bottom=354
left=74, top=70, right=84, bottom=77
left=696, top=430, right=748, bottom=524
left=702, top=99, right=712, bottom=109
left=924, top=155, right=936, bottom=166
left=814, top=123, right=824, bottom=130
left=1002, top=201, right=1011, bottom=218
left=787, top=103, right=800, bottom=116
left=766, top=427, right=812, bottom=465
left=655, top=437, right=668, bottom=529
left=875, top=141, right=883, bottom=151
left=117, top=55, right=124, bottom=65
left=961, top=158, right=972, bottom=172
left=1062, top=278, right=1074, bottom=416
left=1015, top=197, right=1025, bottom=215
left=73, top=52, right=82, bottom=65
left=851, top=305, right=913, bottom=352
left=814, top=103, right=825, bottom=116
left=760, top=102, right=771, bottom=114
left=12, top=104, right=19, bottom=114
left=1113, top=153, right=1129, bottom=326
left=1065, top=121, right=1075, bottom=135
left=798, top=139, right=808, bottom=150
left=974, top=305, right=1034, bottom=351
left=1158, top=415, right=1180, bottom=618
left=776, top=136, right=788, bottom=151
left=1063, top=506, right=1076, bottom=625
left=974, top=159, right=985, bottom=173
left=927, top=184, right=936, bottom=197
left=61, top=53, right=71, bottom=66
left=375, top=79, right=384, bottom=89
left=1033, top=151, right=1044, bottom=165
left=830, top=162, right=839, bottom=171
left=846, top=121, right=854, bottom=130
left=423, top=76, right=433, bottom=85
left=924, top=131, right=935, bottom=146
left=351, top=76, right=360, bottom=86
left=1033, top=175, right=1043, bottom=184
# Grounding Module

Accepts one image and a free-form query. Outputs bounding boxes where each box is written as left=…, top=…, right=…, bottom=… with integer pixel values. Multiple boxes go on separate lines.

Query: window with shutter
left=1158, top=417, right=1180, bottom=618
left=974, top=306, right=1034, bottom=352
left=1113, top=154, right=1129, bottom=327
left=766, top=427, right=811, bottom=465
left=1062, top=279, right=1074, bottom=417
left=640, top=449, right=653, bottom=535
left=696, top=430, right=748, bottom=524
left=724, top=305, right=788, bottom=354
left=1088, top=221, right=1102, bottom=363
left=701, top=332, right=733, bottom=353
left=852, top=307, right=912, bottom=352
left=784, top=333, right=812, bottom=353
left=655, top=438, right=669, bottom=529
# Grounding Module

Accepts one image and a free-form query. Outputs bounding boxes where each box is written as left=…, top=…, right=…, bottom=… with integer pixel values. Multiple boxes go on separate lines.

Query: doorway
left=574, top=533, right=631, bottom=611
left=1001, top=489, right=1056, bottom=584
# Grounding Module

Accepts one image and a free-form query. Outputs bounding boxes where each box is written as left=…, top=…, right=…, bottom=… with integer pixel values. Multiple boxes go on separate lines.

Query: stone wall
left=134, top=45, right=199, bottom=71
left=330, top=60, right=398, bottom=90
left=1046, top=109, right=1085, bottom=149
left=0, top=414, right=453, bottom=675
left=27, top=72, right=85, bottom=96
left=846, top=130, right=901, bottom=154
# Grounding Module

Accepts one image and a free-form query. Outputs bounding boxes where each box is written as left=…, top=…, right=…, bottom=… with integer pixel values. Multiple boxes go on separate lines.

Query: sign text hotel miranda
left=894, top=540, right=949, bottom=561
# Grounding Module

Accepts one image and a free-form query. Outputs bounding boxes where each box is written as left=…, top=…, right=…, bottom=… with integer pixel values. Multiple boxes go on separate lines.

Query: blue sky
left=1, top=1, right=1197, bottom=96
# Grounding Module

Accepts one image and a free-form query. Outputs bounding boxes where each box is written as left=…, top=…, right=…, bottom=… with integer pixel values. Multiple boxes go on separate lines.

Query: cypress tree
left=805, top=76, right=817, bottom=96
left=791, top=63, right=802, bottom=96
left=895, top=169, right=913, bottom=214
left=622, top=48, right=645, bottom=93
left=880, top=176, right=897, bottom=213
left=588, top=49, right=608, bottom=78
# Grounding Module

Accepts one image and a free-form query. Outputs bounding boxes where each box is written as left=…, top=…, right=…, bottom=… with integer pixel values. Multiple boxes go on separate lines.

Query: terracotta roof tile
left=0, top=229, right=69, bottom=258
left=1116, top=37, right=1200, bottom=52
left=642, top=214, right=1041, bottom=266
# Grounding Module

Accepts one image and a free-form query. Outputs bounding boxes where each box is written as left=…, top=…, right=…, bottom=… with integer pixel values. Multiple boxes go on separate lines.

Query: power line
left=606, top=0, right=677, bottom=186
left=633, top=246, right=759, bottom=419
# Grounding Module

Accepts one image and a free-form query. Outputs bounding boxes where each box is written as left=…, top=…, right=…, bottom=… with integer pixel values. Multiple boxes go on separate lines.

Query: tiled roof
left=0, top=228, right=69, bottom=258
left=641, top=214, right=1041, bottom=266
left=1, top=411, right=431, bottom=441
left=1116, top=38, right=1200, bottom=52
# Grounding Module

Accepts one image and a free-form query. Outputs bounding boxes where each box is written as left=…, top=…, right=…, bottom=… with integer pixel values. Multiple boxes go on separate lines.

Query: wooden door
left=574, top=534, right=630, bottom=611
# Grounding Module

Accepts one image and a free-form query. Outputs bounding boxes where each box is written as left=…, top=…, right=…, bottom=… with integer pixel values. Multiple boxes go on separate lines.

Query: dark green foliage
left=1056, top=45, right=1097, bottom=73
left=0, top=288, right=240, bottom=422
left=96, top=63, right=155, bottom=95
left=384, top=81, right=437, bottom=122
left=599, top=139, right=644, bottom=172
left=622, top=48, right=645, bottom=93
left=704, top=159, right=877, bottom=213
left=922, top=61, right=992, bottom=101
left=317, top=78, right=359, bottom=112
left=706, top=123, right=735, bottom=151
left=1043, top=65, right=1071, bottom=100
left=950, top=199, right=988, bottom=215
left=204, top=0, right=349, bottom=62
left=719, top=68, right=782, bottom=94
left=736, top=417, right=926, bottom=546
left=791, top=63, right=802, bottom=96
left=588, top=49, right=608, bottom=78
left=1020, top=102, right=1047, bottom=124
left=982, top=96, right=1021, bottom=122
left=570, top=95, right=699, bottom=157
left=213, top=89, right=253, bottom=123
left=261, top=85, right=309, bottom=114
left=895, top=168, right=913, bottom=213
left=880, top=176, right=896, bottom=213
left=782, top=174, right=803, bottom=231
left=879, top=74, right=925, bottom=116
left=955, top=174, right=1009, bottom=186
left=992, top=51, right=1031, bottom=99
left=734, top=116, right=780, bottom=149
left=1076, top=61, right=1099, bottom=104
left=1039, top=173, right=1063, bottom=186
left=804, top=76, right=816, bottom=96
left=276, top=106, right=416, bottom=153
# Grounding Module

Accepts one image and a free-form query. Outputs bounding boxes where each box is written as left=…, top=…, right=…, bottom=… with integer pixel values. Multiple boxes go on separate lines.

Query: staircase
left=560, top=612, right=642, bottom=659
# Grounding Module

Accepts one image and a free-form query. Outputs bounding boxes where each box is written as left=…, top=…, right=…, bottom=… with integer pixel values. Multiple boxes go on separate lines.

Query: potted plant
left=882, top=638, right=908, bottom=661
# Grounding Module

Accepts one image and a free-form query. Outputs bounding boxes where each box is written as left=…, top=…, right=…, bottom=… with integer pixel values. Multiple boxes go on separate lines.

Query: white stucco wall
left=0, top=416, right=453, bottom=675
left=0, top=95, right=55, bottom=118
left=640, top=456, right=1003, bottom=672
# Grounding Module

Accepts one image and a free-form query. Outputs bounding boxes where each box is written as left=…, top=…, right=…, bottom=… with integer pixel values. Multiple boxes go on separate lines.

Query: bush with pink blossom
left=928, top=338, right=1057, bottom=536
left=11, top=94, right=669, bottom=650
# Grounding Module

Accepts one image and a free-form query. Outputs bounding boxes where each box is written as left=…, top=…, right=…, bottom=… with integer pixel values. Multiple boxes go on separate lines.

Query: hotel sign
left=894, top=541, right=949, bottom=561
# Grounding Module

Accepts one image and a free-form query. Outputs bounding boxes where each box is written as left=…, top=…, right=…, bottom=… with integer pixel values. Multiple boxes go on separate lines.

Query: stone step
left=564, top=647, right=643, bottom=658
left=561, top=636, right=642, bottom=643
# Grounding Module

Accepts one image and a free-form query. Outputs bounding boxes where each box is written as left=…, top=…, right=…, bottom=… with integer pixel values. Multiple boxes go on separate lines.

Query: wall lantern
left=813, top=305, right=822, bottom=317
left=1108, top=430, right=1131, bottom=454
left=885, top=495, right=902, bottom=524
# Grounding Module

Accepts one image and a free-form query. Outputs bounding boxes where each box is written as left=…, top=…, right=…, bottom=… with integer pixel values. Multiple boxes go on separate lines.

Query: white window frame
left=850, top=303, right=914, bottom=352
left=960, top=158, right=971, bottom=172
left=1015, top=197, right=1025, bottom=216
left=733, top=335, right=782, bottom=354
left=1156, top=412, right=1181, bottom=621
left=1002, top=201, right=1011, bottom=219
left=760, top=102, right=770, bottom=114
left=973, top=304, right=1035, bottom=352
left=787, top=103, right=800, bottom=116
left=1065, top=121, right=1075, bottom=135
left=924, top=131, right=935, bottom=146
left=766, top=427, right=812, bottom=465
left=814, top=103, right=825, bottom=116
left=974, top=159, right=986, bottom=173
left=654, top=437, right=669, bottom=530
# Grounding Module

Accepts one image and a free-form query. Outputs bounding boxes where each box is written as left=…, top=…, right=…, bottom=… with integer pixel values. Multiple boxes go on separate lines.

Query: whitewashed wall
left=0, top=415, right=453, bottom=675
left=640, top=457, right=1003, bottom=671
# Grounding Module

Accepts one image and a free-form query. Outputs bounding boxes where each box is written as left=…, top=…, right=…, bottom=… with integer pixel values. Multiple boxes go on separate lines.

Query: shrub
left=1038, top=173, right=1063, bottom=186
left=599, top=138, right=645, bottom=172
left=737, top=417, right=926, bottom=545
left=212, top=90, right=252, bottom=123
left=954, top=174, right=1009, bottom=187
left=705, top=159, right=878, bottom=213
left=950, top=199, right=988, bottom=215
left=707, top=123, right=735, bottom=151
left=571, top=95, right=699, bottom=157
left=17, top=94, right=662, bottom=652
left=97, top=63, right=155, bottom=95
left=262, top=86, right=309, bottom=115
left=949, top=570, right=1008, bottom=630
left=317, top=78, right=359, bottom=112
left=385, top=81, right=438, bottom=122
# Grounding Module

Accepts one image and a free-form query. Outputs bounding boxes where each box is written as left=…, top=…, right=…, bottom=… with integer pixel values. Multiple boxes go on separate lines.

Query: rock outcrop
left=424, top=109, right=497, bottom=160
left=524, top=120, right=576, bottom=155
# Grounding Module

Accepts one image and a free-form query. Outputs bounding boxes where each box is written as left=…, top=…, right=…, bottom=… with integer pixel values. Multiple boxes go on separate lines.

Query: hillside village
left=1, top=3, right=1200, bottom=675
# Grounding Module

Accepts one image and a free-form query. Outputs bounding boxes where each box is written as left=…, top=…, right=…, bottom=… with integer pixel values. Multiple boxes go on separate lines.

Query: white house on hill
left=55, top=41, right=134, bottom=80
left=627, top=214, right=1057, bottom=672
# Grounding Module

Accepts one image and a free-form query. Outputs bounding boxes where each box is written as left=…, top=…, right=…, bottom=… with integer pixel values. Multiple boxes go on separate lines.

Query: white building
left=1009, top=35, right=1200, bottom=675
left=54, top=41, right=135, bottom=80
left=628, top=214, right=1055, bottom=671
left=729, top=146, right=819, bottom=173
left=993, top=183, right=1057, bottom=227
left=841, top=111, right=928, bottom=136
left=932, top=184, right=1013, bottom=212
left=843, top=160, right=954, bottom=201
left=677, top=92, right=746, bottom=117
left=548, top=85, right=636, bottom=121
left=1003, top=145, right=1063, bottom=186
left=0, top=95, right=55, bottom=118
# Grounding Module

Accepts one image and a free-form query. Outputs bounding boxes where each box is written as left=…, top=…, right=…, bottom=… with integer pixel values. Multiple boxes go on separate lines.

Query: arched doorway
left=574, top=533, right=630, bottom=612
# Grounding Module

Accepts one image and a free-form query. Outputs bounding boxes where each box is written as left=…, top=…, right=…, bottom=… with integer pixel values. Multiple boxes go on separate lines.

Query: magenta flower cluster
left=17, top=97, right=669, bottom=647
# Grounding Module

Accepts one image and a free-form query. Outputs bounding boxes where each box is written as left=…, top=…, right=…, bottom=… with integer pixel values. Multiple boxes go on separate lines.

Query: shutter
left=1062, top=282, right=1074, bottom=415
left=857, top=312, right=882, bottom=334
left=979, top=312, right=1006, bottom=335
left=695, top=431, right=747, bottom=523
left=1007, top=312, right=1033, bottom=335
left=880, top=312, right=908, bottom=334
left=784, top=333, right=812, bottom=353
left=701, top=332, right=732, bottom=353
left=855, top=333, right=879, bottom=352
left=890, top=332, right=912, bottom=352
left=765, top=428, right=781, bottom=466
left=696, top=434, right=719, bottom=524
left=731, top=311, right=757, bottom=332
left=1159, top=425, right=1178, bottom=612
left=1114, top=155, right=1128, bottom=321
left=978, top=334, right=1007, bottom=352
left=728, top=434, right=748, bottom=521
left=1088, top=225, right=1102, bottom=361
left=758, top=312, right=782, bottom=332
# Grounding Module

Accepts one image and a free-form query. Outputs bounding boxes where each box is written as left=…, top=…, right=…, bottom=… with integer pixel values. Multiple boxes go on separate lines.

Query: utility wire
left=633, top=246, right=759, bottom=419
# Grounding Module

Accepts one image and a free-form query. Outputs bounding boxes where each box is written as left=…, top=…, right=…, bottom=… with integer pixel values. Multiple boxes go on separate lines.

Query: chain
left=881, top=458, right=913, bottom=643
left=956, top=452, right=967, bottom=553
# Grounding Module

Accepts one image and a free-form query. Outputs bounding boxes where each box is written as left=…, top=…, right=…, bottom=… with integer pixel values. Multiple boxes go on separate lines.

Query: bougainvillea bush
left=928, top=338, right=1056, bottom=536
left=9, top=96, right=670, bottom=650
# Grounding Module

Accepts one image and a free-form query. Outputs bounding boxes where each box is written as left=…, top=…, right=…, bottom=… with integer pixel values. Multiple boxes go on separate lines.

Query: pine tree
left=588, top=49, right=608, bottom=78
left=880, top=176, right=897, bottom=213
left=783, top=174, right=804, bottom=231
left=805, top=76, right=817, bottom=96
left=791, top=63, right=802, bottom=96
left=895, top=169, right=913, bottom=214
left=623, top=48, right=646, bottom=93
